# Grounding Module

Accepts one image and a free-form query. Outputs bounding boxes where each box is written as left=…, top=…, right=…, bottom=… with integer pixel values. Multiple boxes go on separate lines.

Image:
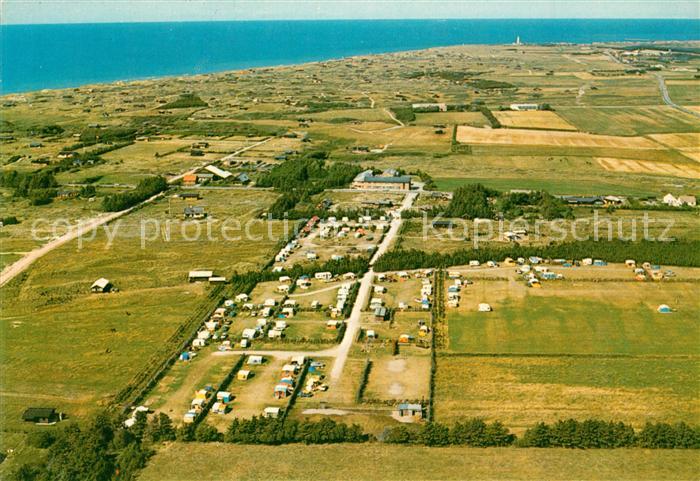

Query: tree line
left=384, top=418, right=515, bottom=446
left=9, top=412, right=699, bottom=480
left=175, top=416, right=369, bottom=445
left=374, top=239, right=700, bottom=272
left=101, top=176, right=168, bottom=212
left=519, top=419, right=699, bottom=449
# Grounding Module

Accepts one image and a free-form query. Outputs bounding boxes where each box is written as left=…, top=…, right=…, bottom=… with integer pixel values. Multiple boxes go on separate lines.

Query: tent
left=657, top=304, right=672, bottom=313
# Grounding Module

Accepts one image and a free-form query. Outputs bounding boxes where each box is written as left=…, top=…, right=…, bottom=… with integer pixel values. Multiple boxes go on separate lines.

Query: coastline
left=3, top=19, right=699, bottom=95
left=3, top=39, right=700, bottom=97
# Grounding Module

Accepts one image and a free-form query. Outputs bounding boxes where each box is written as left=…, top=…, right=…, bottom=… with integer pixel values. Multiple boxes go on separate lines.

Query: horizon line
left=3, top=17, right=700, bottom=27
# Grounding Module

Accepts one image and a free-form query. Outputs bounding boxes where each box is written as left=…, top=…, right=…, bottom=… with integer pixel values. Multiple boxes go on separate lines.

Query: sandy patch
left=388, top=381, right=405, bottom=396
left=387, top=359, right=407, bottom=373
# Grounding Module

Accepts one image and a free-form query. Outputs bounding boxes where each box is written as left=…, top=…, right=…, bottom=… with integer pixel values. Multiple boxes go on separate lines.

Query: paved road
left=329, top=191, right=417, bottom=381
left=224, top=192, right=417, bottom=373
left=655, top=73, right=700, bottom=119
left=0, top=137, right=274, bottom=287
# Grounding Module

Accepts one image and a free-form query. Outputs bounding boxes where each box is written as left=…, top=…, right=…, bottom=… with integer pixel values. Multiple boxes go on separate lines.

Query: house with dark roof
left=22, top=407, right=61, bottom=424
left=184, top=206, right=207, bottom=219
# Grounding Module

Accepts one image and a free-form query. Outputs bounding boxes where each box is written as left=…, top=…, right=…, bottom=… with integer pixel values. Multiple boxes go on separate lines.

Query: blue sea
left=1, top=19, right=699, bottom=94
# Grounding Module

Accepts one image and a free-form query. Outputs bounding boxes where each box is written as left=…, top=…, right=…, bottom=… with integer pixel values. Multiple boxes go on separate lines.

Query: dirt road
left=0, top=138, right=274, bottom=288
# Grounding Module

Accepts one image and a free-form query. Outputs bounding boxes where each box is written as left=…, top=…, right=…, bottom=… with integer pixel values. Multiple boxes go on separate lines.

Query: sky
left=2, top=0, right=699, bottom=25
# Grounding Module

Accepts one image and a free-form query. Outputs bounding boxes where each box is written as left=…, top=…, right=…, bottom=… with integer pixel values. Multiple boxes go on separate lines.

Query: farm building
left=177, top=192, right=201, bottom=200
left=182, top=174, right=198, bottom=186
left=510, top=103, right=538, bottom=111
left=432, top=220, right=454, bottom=229
left=204, top=164, right=233, bottom=179
left=90, top=278, right=112, bottom=293
left=352, top=170, right=412, bottom=191
left=22, top=407, right=61, bottom=424
left=184, top=206, right=207, bottom=219
left=188, top=270, right=214, bottom=282
left=395, top=403, right=423, bottom=419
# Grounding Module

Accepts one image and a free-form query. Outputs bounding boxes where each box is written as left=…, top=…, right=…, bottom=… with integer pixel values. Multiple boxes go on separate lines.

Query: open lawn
left=208, top=356, right=288, bottom=427
left=0, top=189, right=281, bottom=431
left=446, top=280, right=700, bottom=355
left=140, top=443, right=700, bottom=481
left=146, top=351, right=243, bottom=425
left=435, top=355, right=700, bottom=428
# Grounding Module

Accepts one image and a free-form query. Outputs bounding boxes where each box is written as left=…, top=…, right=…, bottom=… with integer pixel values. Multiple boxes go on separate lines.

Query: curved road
left=655, top=73, right=700, bottom=119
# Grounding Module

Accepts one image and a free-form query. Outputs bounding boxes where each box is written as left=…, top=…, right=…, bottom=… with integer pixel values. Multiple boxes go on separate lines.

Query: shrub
left=25, top=431, right=55, bottom=449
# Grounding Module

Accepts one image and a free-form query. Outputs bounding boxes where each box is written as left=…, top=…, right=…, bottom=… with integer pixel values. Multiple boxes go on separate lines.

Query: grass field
left=140, top=443, right=700, bottom=481
left=557, top=106, right=700, bottom=136
left=433, top=176, right=686, bottom=196
left=493, top=111, right=577, bottom=130
left=413, top=111, right=488, bottom=127
left=0, top=188, right=104, bottom=266
left=0, top=189, right=282, bottom=431
left=446, top=280, right=700, bottom=355
left=434, top=355, right=700, bottom=428
left=596, top=157, right=700, bottom=179
left=57, top=138, right=208, bottom=185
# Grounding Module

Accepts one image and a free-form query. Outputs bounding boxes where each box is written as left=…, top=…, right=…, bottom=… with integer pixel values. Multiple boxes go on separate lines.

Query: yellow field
left=493, top=111, right=577, bottom=131
left=648, top=132, right=700, bottom=151
left=596, top=157, right=700, bottom=178
left=667, top=80, right=700, bottom=85
left=456, top=126, right=663, bottom=149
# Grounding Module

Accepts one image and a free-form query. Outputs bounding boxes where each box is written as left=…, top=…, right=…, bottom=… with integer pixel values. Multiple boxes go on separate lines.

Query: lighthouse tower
left=515, top=36, right=522, bottom=46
